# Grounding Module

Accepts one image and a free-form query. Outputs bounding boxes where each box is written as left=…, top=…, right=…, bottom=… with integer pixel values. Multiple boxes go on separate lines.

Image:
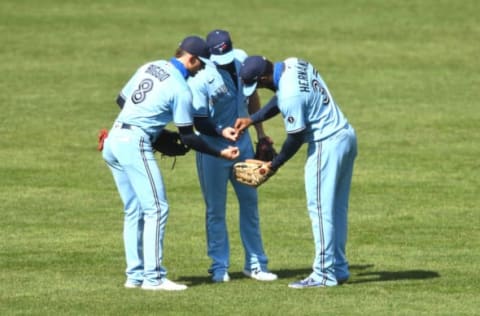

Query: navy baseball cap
left=206, top=29, right=234, bottom=65
left=239, top=55, right=268, bottom=96
left=179, top=36, right=210, bottom=64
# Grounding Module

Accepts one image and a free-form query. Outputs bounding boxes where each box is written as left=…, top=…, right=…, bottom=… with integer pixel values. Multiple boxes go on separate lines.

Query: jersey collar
left=273, top=62, right=284, bottom=90
left=170, top=57, right=189, bottom=79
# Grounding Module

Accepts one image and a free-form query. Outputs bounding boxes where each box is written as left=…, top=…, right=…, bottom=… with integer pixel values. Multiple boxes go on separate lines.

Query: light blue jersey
left=103, top=58, right=194, bottom=287
left=187, top=49, right=270, bottom=278
left=239, top=54, right=357, bottom=287
left=276, top=58, right=348, bottom=142
left=273, top=58, right=356, bottom=287
left=188, top=49, right=249, bottom=150
left=117, top=59, right=193, bottom=140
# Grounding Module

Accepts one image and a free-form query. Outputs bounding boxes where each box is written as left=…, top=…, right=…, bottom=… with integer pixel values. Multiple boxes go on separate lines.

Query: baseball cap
left=206, top=29, right=234, bottom=65
left=179, top=35, right=210, bottom=64
left=239, top=55, right=268, bottom=96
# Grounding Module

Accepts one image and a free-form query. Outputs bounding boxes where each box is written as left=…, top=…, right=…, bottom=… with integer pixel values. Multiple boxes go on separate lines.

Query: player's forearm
left=271, top=131, right=304, bottom=171
left=247, top=92, right=266, bottom=139
left=250, top=96, right=280, bottom=125
left=178, top=126, right=220, bottom=157
left=193, top=116, right=220, bottom=136
left=252, top=123, right=266, bottom=139
left=248, top=91, right=261, bottom=115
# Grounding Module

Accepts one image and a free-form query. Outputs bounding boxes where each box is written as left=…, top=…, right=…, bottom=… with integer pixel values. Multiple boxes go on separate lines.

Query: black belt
left=120, top=123, right=133, bottom=129
left=114, top=122, right=134, bottom=130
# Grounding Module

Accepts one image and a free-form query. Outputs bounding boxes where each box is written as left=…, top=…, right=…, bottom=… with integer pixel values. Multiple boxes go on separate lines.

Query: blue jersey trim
left=170, top=57, right=189, bottom=79
left=273, top=62, right=284, bottom=90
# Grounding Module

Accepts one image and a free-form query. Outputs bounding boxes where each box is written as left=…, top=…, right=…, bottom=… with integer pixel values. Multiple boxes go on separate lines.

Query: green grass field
left=1, top=0, right=479, bottom=315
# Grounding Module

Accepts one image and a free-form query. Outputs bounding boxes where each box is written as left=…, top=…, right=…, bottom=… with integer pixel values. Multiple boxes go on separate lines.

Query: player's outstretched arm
left=270, top=131, right=304, bottom=170
left=235, top=96, right=280, bottom=135
left=179, top=125, right=239, bottom=160
left=234, top=117, right=253, bottom=134
left=194, top=116, right=238, bottom=142
left=248, top=91, right=267, bottom=139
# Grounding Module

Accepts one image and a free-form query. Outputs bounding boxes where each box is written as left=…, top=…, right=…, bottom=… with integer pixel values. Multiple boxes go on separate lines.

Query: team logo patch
left=214, top=42, right=231, bottom=53
left=287, top=116, right=295, bottom=123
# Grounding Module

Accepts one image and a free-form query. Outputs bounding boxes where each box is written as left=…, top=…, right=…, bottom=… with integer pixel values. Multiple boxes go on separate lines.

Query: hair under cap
left=179, top=36, right=210, bottom=63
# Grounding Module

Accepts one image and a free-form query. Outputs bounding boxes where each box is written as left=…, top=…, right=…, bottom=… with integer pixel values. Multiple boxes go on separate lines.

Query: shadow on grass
left=351, top=269, right=440, bottom=284
left=274, top=264, right=440, bottom=285
left=177, top=270, right=311, bottom=287
left=178, top=264, right=439, bottom=287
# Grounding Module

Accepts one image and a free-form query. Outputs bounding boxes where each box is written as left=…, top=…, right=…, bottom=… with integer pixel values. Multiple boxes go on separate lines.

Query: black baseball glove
left=153, top=129, right=190, bottom=157
left=254, top=136, right=277, bottom=161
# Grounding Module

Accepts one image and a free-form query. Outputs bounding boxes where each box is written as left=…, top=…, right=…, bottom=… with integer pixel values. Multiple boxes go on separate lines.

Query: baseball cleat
left=141, top=279, right=187, bottom=291
left=212, top=272, right=230, bottom=283
left=124, top=281, right=142, bottom=289
left=288, top=277, right=325, bottom=289
left=243, top=269, right=278, bottom=281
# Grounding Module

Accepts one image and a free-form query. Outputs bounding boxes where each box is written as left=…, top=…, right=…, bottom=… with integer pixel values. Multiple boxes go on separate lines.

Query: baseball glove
left=233, top=159, right=275, bottom=187
left=254, top=136, right=277, bottom=161
left=153, top=129, right=190, bottom=157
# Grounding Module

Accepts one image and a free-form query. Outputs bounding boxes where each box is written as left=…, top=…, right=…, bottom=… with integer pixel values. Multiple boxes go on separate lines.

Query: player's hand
left=220, top=146, right=240, bottom=160
left=234, top=118, right=253, bottom=134
left=221, top=127, right=239, bottom=142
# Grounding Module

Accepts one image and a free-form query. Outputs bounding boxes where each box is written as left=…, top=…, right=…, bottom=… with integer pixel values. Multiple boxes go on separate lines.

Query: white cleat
left=243, top=269, right=278, bottom=281
left=212, top=272, right=231, bottom=283
left=141, top=278, right=187, bottom=291
left=124, top=281, right=141, bottom=289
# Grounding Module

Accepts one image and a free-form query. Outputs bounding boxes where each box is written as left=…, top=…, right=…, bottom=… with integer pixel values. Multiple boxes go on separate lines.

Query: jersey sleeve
left=279, top=94, right=306, bottom=134
left=188, top=73, right=210, bottom=117
left=172, top=86, right=194, bottom=127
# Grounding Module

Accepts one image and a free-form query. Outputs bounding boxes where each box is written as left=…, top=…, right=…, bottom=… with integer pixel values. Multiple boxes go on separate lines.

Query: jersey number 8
left=132, top=79, right=153, bottom=104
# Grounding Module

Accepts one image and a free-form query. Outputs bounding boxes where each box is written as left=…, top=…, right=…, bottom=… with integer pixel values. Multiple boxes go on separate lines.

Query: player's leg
left=102, top=133, right=144, bottom=286
left=231, top=179, right=266, bottom=269
left=333, top=126, right=358, bottom=283
left=113, top=169, right=144, bottom=286
left=232, top=180, right=277, bottom=281
left=232, top=134, right=275, bottom=279
left=304, top=141, right=338, bottom=286
left=196, top=152, right=231, bottom=280
left=121, top=135, right=169, bottom=286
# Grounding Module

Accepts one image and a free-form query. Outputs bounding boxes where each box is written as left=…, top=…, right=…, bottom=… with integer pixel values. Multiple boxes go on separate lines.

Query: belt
left=113, top=122, right=151, bottom=141
left=113, top=122, right=135, bottom=130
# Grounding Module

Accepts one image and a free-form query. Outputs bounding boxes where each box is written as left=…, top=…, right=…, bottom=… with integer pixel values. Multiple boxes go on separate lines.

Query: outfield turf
left=1, top=0, right=479, bottom=315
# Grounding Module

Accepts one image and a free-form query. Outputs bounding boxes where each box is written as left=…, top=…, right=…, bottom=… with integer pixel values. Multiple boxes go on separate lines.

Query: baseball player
left=235, top=56, right=357, bottom=288
left=187, top=30, right=277, bottom=283
left=102, top=36, right=239, bottom=291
